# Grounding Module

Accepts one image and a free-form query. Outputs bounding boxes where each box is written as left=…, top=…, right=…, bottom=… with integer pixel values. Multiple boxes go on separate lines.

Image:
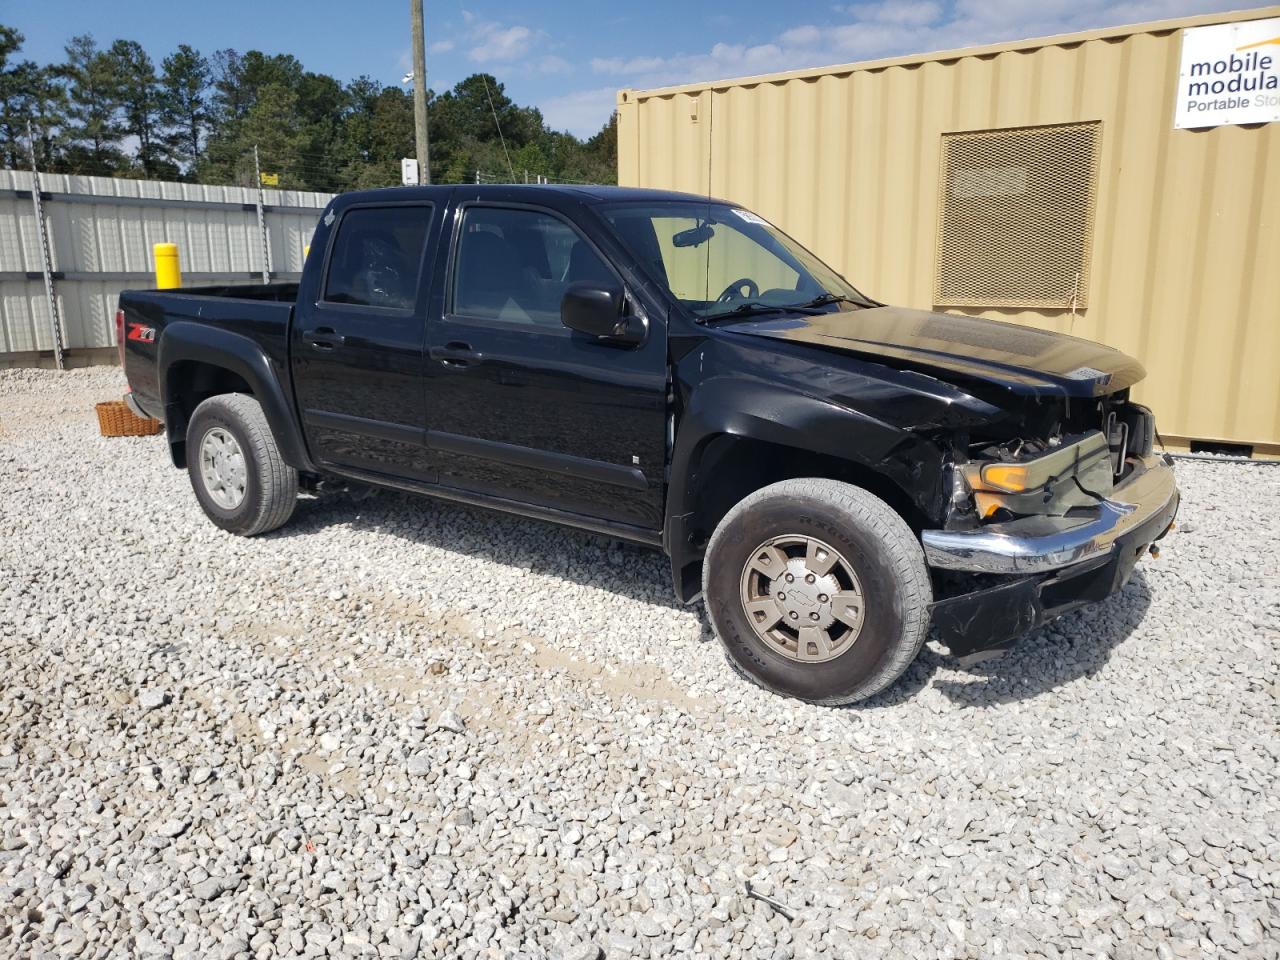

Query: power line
left=480, top=74, right=514, bottom=181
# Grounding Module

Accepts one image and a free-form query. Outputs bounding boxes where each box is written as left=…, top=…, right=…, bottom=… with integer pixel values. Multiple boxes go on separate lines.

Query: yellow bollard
left=154, top=242, right=182, bottom=289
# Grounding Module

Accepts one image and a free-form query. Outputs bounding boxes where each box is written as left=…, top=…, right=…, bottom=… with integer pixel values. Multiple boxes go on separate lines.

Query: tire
left=185, top=393, right=298, bottom=536
left=702, top=478, right=931, bottom=705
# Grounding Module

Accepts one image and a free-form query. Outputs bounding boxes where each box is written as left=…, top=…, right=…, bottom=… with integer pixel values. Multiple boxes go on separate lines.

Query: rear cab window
left=324, top=205, right=432, bottom=310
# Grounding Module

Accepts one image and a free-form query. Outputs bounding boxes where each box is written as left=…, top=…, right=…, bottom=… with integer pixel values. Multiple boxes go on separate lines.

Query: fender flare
left=157, top=321, right=315, bottom=472
left=664, top=377, right=946, bottom=601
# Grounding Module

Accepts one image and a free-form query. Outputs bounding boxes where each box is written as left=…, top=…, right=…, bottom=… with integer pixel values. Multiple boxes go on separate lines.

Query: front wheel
left=702, top=479, right=931, bottom=705
left=186, top=393, right=297, bottom=536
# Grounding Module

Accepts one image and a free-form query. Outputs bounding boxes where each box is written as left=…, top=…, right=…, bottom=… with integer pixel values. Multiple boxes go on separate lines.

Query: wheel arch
left=158, top=322, right=313, bottom=472
left=665, top=379, right=948, bottom=602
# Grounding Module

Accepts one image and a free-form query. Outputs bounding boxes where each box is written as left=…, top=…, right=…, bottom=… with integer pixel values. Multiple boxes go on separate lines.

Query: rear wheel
left=186, top=393, right=297, bottom=536
left=702, top=478, right=931, bottom=705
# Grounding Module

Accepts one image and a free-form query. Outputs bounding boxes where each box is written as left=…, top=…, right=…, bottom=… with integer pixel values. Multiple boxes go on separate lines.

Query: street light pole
left=410, top=0, right=431, bottom=184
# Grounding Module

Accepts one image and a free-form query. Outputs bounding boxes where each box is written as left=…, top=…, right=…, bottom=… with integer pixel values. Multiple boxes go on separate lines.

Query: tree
left=0, top=27, right=65, bottom=169
left=427, top=74, right=548, bottom=184
left=0, top=27, right=18, bottom=75
left=510, top=141, right=548, bottom=181
left=294, top=70, right=348, bottom=191
left=161, top=44, right=209, bottom=174
left=202, top=49, right=309, bottom=185
left=210, top=49, right=303, bottom=125
left=0, top=26, right=25, bottom=165
left=586, top=112, right=617, bottom=163
left=21, top=65, right=66, bottom=169
left=432, top=73, right=540, bottom=149
left=108, top=39, right=172, bottom=178
left=59, top=34, right=125, bottom=175
left=208, top=49, right=246, bottom=124
left=368, top=88, right=414, bottom=171
left=0, top=28, right=620, bottom=187
left=336, top=78, right=415, bottom=190
left=236, top=82, right=307, bottom=188
left=569, top=112, right=618, bottom=184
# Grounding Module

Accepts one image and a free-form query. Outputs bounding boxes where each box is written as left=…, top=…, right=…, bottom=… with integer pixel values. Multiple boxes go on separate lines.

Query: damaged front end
left=922, top=395, right=1179, bottom=660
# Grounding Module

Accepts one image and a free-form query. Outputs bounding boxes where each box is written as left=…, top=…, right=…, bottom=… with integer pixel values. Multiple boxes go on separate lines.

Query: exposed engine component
left=952, top=395, right=1157, bottom=525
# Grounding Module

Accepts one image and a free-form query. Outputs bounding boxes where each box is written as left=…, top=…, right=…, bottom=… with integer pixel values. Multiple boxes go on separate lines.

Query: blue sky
left=5, top=0, right=1265, bottom=138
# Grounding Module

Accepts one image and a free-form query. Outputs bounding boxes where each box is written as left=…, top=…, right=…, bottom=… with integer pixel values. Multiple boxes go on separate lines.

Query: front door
left=425, top=202, right=668, bottom=531
left=292, top=201, right=438, bottom=481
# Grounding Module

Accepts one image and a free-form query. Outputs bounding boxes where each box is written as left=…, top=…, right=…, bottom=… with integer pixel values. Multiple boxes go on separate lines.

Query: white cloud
left=591, top=54, right=670, bottom=75
left=586, top=0, right=1249, bottom=91
left=536, top=55, right=572, bottom=75
left=554, top=0, right=1250, bottom=145
left=428, top=15, right=557, bottom=70
left=469, top=24, right=538, bottom=63
left=778, top=25, right=823, bottom=47
left=853, top=1, right=945, bottom=27
left=541, top=86, right=619, bottom=139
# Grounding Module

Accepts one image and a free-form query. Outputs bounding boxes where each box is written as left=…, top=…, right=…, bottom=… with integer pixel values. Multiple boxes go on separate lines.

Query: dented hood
left=722, top=305, right=1145, bottom=398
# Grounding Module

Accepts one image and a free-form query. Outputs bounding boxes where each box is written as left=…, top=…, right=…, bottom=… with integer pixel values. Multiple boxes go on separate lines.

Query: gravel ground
left=1, top=366, right=1278, bottom=960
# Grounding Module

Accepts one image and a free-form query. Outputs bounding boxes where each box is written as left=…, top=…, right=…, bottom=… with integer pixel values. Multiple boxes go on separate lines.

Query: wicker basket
left=95, top=399, right=162, bottom=437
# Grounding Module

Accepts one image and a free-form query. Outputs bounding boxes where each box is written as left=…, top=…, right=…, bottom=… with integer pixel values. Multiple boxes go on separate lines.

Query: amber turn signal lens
left=974, top=492, right=1006, bottom=519
left=980, top=463, right=1031, bottom=493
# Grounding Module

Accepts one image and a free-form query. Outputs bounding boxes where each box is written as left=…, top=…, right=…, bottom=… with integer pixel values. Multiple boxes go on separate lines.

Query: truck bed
left=118, top=283, right=299, bottom=423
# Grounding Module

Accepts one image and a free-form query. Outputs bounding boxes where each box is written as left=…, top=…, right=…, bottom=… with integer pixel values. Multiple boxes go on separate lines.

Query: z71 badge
left=126, top=323, right=156, bottom=343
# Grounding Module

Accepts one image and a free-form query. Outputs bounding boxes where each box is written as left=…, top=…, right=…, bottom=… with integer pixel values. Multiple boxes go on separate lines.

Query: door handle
left=307, top=326, right=345, bottom=350
left=430, top=341, right=482, bottom=367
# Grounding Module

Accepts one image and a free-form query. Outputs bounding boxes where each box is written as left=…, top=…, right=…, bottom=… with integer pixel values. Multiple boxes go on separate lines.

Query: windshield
left=598, top=201, right=868, bottom=320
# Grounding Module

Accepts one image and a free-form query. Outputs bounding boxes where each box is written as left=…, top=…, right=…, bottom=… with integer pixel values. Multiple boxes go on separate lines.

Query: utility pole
left=410, top=0, right=431, bottom=184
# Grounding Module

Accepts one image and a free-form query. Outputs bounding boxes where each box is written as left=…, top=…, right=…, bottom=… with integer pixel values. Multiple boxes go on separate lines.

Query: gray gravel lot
left=1, top=366, right=1278, bottom=960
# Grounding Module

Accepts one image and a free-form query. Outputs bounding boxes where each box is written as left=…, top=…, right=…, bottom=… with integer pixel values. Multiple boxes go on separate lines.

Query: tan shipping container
left=616, top=7, right=1280, bottom=452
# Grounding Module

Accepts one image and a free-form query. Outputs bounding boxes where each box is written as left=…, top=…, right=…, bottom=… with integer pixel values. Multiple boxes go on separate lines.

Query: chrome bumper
left=123, top=390, right=150, bottom=421
left=921, top=454, right=1178, bottom=575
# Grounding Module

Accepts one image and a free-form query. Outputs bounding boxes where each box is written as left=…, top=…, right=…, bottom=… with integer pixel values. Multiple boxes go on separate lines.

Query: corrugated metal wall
left=0, top=170, right=332, bottom=357
left=617, top=7, right=1280, bottom=449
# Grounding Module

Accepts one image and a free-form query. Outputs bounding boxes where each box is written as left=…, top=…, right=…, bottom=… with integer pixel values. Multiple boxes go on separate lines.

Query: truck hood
left=721, top=305, right=1145, bottom=398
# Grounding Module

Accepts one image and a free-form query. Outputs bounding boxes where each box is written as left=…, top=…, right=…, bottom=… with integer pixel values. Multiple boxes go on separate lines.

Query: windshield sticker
left=733, top=209, right=770, bottom=227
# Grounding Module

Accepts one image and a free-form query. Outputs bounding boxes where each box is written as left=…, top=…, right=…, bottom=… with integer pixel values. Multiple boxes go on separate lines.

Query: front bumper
left=921, top=454, right=1178, bottom=575
left=922, top=454, right=1179, bottom=659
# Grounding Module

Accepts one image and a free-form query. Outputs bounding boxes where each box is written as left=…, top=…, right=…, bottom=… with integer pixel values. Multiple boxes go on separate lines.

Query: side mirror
left=561, top=283, right=644, bottom=345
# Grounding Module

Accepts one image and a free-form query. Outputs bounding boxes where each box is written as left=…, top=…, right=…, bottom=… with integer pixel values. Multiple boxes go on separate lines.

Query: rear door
left=424, top=200, right=668, bottom=531
left=292, top=201, right=438, bottom=480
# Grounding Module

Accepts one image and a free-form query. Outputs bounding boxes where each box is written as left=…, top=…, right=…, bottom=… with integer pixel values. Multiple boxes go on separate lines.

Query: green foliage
left=59, top=34, right=126, bottom=175
left=0, top=26, right=66, bottom=169
left=161, top=45, right=210, bottom=170
left=0, top=25, right=617, bottom=189
left=108, top=39, right=175, bottom=179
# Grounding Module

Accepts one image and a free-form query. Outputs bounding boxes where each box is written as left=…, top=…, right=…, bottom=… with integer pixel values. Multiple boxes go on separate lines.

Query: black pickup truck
left=119, top=184, right=1178, bottom=704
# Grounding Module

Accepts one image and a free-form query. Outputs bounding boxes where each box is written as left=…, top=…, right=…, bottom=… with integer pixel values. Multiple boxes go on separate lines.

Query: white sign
left=1175, top=17, right=1280, bottom=129
left=401, top=158, right=420, bottom=186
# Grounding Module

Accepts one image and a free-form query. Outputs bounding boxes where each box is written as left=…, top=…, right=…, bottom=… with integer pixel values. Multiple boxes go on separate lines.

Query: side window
left=452, top=207, right=615, bottom=326
left=324, top=205, right=431, bottom=310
